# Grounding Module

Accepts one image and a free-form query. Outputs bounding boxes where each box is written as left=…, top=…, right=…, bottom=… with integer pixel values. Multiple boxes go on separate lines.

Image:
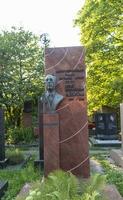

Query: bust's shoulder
left=55, top=92, right=64, bottom=101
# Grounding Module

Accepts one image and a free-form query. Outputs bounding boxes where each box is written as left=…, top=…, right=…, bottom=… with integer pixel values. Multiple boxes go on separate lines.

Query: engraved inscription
left=56, top=69, right=85, bottom=100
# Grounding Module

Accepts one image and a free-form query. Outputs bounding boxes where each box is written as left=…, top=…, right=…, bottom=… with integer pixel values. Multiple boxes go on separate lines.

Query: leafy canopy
left=75, top=0, right=123, bottom=114
left=0, top=27, right=44, bottom=126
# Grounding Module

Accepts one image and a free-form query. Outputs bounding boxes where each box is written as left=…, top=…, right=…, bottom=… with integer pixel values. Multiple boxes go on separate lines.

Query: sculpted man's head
left=45, top=74, right=56, bottom=92
left=41, top=74, right=64, bottom=112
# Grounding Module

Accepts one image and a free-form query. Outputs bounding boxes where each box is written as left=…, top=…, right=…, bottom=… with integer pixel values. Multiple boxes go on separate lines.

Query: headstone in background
left=43, top=46, right=90, bottom=178
left=95, top=113, right=118, bottom=140
left=0, top=109, right=8, bottom=168
left=22, top=100, right=32, bottom=127
left=110, top=103, right=123, bottom=167
left=0, top=181, right=8, bottom=199
left=34, top=99, right=44, bottom=170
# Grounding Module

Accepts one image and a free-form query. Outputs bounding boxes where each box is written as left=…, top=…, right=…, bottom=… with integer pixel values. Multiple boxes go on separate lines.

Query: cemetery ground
left=0, top=145, right=123, bottom=199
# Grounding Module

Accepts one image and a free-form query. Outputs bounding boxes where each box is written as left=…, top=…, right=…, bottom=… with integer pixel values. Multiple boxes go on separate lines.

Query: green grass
left=2, top=148, right=123, bottom=199
left=0, top=160, right=42, bottom=200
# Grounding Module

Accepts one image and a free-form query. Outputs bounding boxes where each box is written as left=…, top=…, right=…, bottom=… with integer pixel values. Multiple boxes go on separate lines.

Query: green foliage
left=0, top=161, right=40, bottom=200
left=6, top=127, right=34, bottom=144
left=75, top=0, right=123, bottom=114
left=80, top=174, right=106, bottom=200
left=0, top=26, right=44, bottom=126
left=21, top=170, right=105, bottom=200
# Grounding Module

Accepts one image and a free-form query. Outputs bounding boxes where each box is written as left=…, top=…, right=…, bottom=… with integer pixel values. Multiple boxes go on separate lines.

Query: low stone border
left=103, top=184, right=123, bottom=200
left=5, top=143, right=38, bottom=148
left=6, top=154, right=31, bottom=170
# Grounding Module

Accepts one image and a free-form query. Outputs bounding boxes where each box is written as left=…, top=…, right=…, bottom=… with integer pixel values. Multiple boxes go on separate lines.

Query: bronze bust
left=41, top=74, right=64, bottom=112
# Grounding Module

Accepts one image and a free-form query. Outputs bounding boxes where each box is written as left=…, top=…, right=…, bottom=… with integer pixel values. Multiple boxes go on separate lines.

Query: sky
left=0, top=0, right=85, bottom=47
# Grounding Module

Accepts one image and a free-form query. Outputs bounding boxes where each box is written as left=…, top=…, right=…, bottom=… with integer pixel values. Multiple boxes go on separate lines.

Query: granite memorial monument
left=39, top=46, right=90, bottom=178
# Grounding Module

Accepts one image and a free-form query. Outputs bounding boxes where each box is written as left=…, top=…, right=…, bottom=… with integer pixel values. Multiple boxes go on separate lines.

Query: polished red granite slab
left=44, top=46, right=90, bottom=178
left=43, top=113, right=60, bottom=176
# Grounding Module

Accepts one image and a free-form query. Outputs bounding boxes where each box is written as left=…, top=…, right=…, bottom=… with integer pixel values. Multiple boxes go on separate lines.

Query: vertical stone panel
left=43, top=113, right=60, bottom=176
left=45, top=46, right=90, bottom=178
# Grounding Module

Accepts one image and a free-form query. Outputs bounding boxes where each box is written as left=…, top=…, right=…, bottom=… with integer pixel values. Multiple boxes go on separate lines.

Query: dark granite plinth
left=90, top=137, right=121, bottom=147
left=0, top=109, right=5, bottom=162
left=0, top=181, right=8, bottom=198
left=95, top=113, right=118, bottom=140
left=95, top=134, right=119, bottom=140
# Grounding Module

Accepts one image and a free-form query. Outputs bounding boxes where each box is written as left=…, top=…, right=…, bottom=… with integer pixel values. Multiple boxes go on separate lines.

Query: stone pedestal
left=43, top=113, right=60, bottom=176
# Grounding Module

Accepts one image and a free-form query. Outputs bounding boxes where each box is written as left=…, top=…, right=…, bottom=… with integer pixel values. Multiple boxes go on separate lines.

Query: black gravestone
left=34, top=99, right=44, bottom=170
left=0, top=109, right=5, bottom=161
left=0, top=109, right=8, bottom=168
left=0, top=181, right=8, bottom=198
left=95, top=113, right=118, bottom=140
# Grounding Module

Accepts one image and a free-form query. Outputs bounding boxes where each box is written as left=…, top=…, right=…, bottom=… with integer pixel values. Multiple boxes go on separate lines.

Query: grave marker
left=0, top=109, right=8, bottom=168
left=95, top=113, right=118, bottom=140
left=0, top=109, right=8, bottom=198
left=40, top=46, right=90, bottom=177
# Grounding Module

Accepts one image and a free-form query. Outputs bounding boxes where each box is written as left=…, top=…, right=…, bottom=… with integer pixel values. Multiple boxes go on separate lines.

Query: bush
left=6, top=148, right=25, bottom=165
left=6, top=127, right=34, bottom=144
left=19, top=170, right=106, bottom=200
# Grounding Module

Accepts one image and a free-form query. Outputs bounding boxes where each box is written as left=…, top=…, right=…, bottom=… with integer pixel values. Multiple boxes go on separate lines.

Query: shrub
left=20, top=170, right=106, bottom=200
left=6, top=148, right=25, bottom=165
left=6, top=127, right=34, bottom=144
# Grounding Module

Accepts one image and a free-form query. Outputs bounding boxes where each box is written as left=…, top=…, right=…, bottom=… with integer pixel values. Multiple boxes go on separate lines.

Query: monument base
left=0, top=158, right=8, bottom=169
left=0, top=181, right=8, bottom=198
left=95, top=134, right=119, bottom=140
left=90, top=137, right=121, bottom=147
left=110, top=149, right=123, bottom=168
